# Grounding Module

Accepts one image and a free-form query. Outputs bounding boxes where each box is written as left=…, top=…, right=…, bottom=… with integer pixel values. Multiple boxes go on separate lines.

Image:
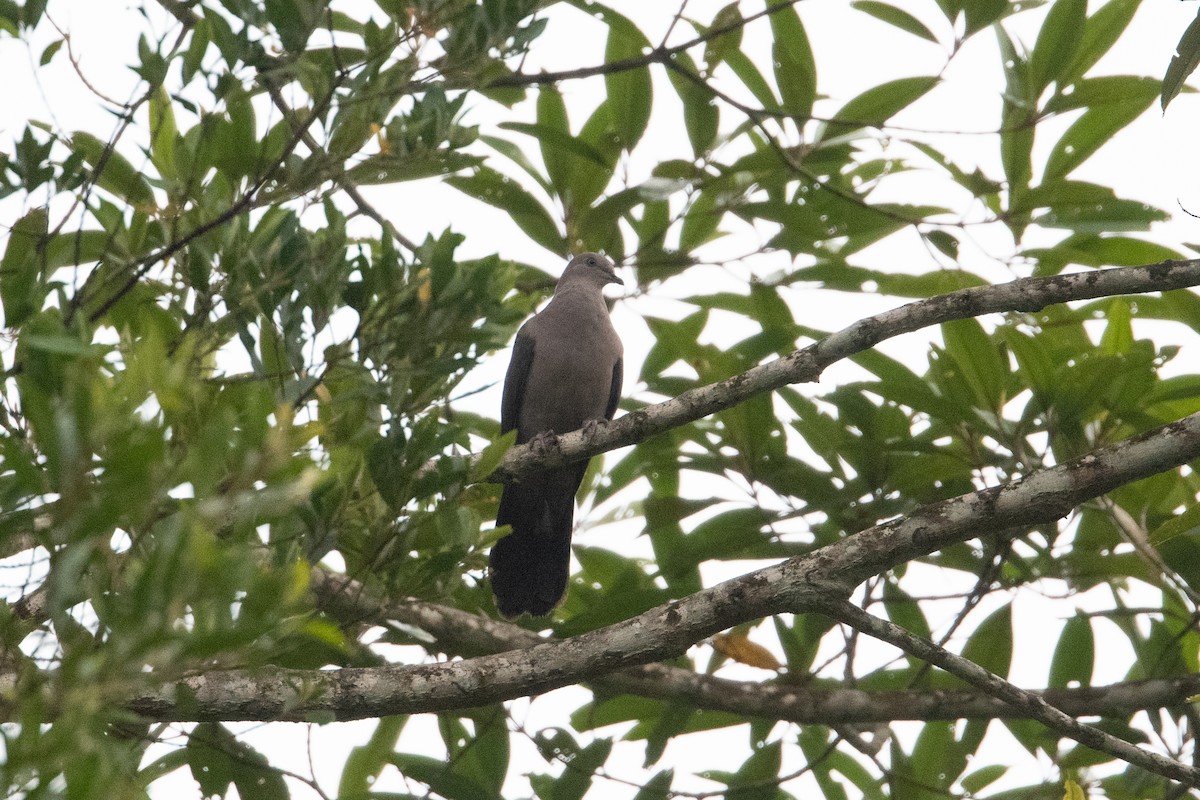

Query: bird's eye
left=587, top=257, right=597, bottom=266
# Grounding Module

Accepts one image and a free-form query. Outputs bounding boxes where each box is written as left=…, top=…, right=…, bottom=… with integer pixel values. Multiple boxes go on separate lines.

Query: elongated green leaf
left=264, top=0, right=320, bottom=52
left=572, top=102, right=622, bottom=208
left=1045, top=89, right=1157, bottom=179
left=942, top=317, right=1009, bottom=411
left=500, top=122, right=610, bottom=170
left=961, top=0, right=1009, bottom=35
left=769, top=6, right=816, bottom=118
left=665, top=52, right=719, bottom=156
left=996, top=28, right=1034, bottom=209
left=1049, top=615, right=1095, bottom=688
left=723, top=47, right=778, bottom=110
left=71, top=131, right=156, bottom=207
left=851, top=1, right=937, bottom=42
left=389, top=752, right=499, bottom=800
left=1163, top=8, right=1200, bottom=111
left=469, top=430, right=516, bottom=483
left=480, top=134, right=551, bottom=192
left=338, top=716, right=407, bottom=797
left=823, top=76, right=939, bottom=139
left=534, top=86, right=574, bottom=191
left=961, top=765, right=1008, bottom=794
left=1063, top=0, right=1139, bottom=85
left=1030, top=0, right=1087, bottom=92
left=960, top=605, right=1013, bottom=678
left=702, top=3, right=742, bottom=71
left=1, top=208, right=48, bottom=328
left=597, top=5, right=652, bottom=150
left=446, top=167, right=565, bottom=255
left=1044, top=75, right=1161, bottom=114
left=149, top=85, right=178, bottom=181
left=1098, top=298, right=1133, bottom=356
left=1150, top=505, right=1200, bottom=547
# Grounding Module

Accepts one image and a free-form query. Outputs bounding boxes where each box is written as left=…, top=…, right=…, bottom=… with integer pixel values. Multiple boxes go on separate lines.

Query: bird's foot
left=528, top=430, right=559, bottom=457
left=582, top=418, right=607, bottom=441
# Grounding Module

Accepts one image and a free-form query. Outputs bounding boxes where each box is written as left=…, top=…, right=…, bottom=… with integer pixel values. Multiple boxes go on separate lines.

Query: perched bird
left=489, top=253, right=624, bottom=618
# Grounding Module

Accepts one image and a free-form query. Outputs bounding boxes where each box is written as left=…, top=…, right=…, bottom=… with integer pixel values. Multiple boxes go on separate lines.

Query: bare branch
left=821, top=598, right=1200, bottom=786
left=490, top=259, right=1200, bottom=482
left=9, top=406, right=1194, bottom=762
left=311, top=574, right=1200, bottom=725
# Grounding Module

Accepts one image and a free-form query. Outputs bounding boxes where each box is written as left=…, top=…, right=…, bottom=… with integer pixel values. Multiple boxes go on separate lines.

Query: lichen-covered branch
left=491, top=259, right=1200, bottom=481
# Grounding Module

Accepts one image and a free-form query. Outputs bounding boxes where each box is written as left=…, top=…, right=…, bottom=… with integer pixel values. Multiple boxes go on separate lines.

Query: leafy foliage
left=0, top=0, right=1198, bottom=798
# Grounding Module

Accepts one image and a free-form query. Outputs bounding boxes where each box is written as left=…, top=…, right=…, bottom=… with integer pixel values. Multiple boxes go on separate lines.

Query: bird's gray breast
left=519, top=307, right=620, bottom=437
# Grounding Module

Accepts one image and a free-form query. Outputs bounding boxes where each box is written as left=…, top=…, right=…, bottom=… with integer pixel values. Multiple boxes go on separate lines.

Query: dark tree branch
left=4, top=404, right=1198, bottom=789
left=485, top=1, right=802, bottom=88
left=489, top=259, right=1200, bottom=482
left=821, top=598, right=1200, bottom=786
left=310, top=573, right=1200, bottom=725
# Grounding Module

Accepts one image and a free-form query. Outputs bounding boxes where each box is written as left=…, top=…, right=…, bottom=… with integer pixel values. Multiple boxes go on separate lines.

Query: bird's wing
left=605, top=357, right=623, bottom=421
left=500, top=325, right=536, bottom=436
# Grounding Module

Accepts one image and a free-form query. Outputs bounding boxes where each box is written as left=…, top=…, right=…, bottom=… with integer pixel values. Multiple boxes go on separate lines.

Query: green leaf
left=632, top=770, right=674, bottom=800
left=1029, top=0, right=1086, bottom=93
left=389, top=752, right=499, bottom=800
left=679, top=190, right=722, bottom=252
left=1044, top=75, right=1161, bottom=114
left=500, top=122, right=611, bottom=171
left=940, top=317, right=1008, bottom=411
left=961, top=765, right=1008, bottom=794
left=548, top=737, right=612, bottom=800
left=1150, top=505, right=1200, bottom=547
left=480, top=134, right=552, bottom=193
left=149, top=85, right=178, bottom=181
left=1163, top=7, right=1200, bottom=112
left=470, top=430, right=516, bottom=483
left=211, top=88, right=259, bottom=179
left=1049, top=615, right=1095, bottom=688
left=822, top=76, right=939, bottom=139
left=446, top=166, right=565, bottom=255
left=769, top=6, right=816, bottom=118
left=534, top=87, right=577, bottom=193
left=38, top=36, right=62, bottom=65
left=1, top=208, right=47, bottom=329
left=1098, top=298, right=1132, bottom=356
left=71, top=131, right=156, bottom=207
left=851, top=1, right=937, bottom=42
left=702, top=3, right=743, bottom=71
left=264, top=0, right=321, bottom=52
left=723, top=47, right=778, bottom=111
left=1063, top=779, right=1087, bottom=800
left=1044, top=88, right=1157, bottom=180
left=961, top=0, right=1009, bottom=36
left=665, top=52, right=719, bottom=156
left=960, top=605, right=1013, bottom=679
left=338, top=716, right=407, bottom=797
left=997, top=28, right=1034, bottom=210
left=599, top=6, right=652, bottom=151
left=187, top=722, right=289, bottom=800
left=1063, top=0, right=1139, bottom=85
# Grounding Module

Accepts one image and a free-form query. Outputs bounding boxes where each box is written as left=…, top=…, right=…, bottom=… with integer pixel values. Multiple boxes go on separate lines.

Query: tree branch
left=485, top=1, right=802, bottom=88
left=821, top=598, right=1200, bottom=786
left=4, top=404, right=1196, bottom=788
left=490, top=259, right=1200, bottom=482
left=310, top=573, right=1200, bottom=725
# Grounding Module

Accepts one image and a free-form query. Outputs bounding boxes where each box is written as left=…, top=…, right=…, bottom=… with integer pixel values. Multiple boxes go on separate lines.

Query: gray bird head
left=559, top=252, right=623, bottom=290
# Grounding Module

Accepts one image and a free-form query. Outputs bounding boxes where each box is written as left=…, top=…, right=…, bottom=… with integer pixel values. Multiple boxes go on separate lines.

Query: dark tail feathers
left=490, top=468, right=581, bottom=618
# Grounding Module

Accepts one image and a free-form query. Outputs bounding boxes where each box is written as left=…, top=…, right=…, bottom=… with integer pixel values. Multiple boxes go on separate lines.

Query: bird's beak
left=605, top=266, right=624, bottom=286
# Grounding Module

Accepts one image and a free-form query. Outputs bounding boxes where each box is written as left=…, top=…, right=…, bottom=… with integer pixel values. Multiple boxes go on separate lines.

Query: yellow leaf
left=1063, top=779, right=1086, bottom=800
left=371, top=122, right=391, bottom=155
left=417, top=267, right=432, bottom=308
left=712, top=633, right=782, bottom=671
